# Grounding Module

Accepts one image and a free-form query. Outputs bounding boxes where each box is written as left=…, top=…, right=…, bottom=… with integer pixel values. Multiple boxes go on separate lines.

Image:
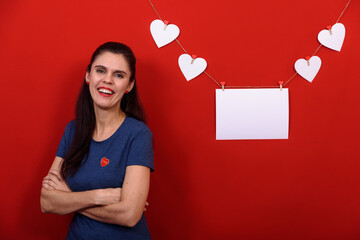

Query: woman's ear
left=126, top=80, right=135, bottom=93
left=85, top=72, right=90, bottom=84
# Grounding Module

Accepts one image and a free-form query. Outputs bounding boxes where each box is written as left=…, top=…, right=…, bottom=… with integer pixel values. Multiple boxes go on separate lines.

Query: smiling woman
left=87, top=52, right=134, bottom=111
left=40, top=42, right=154, bottom=240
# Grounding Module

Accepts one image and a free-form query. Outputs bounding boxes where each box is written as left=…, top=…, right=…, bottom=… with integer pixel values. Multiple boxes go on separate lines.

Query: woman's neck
left=93, top=106, right=126, bottom=141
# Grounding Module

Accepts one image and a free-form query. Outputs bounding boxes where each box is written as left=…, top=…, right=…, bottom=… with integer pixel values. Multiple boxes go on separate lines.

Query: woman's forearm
left=40, top=188, right=97, bottom=215
left=78, top=201, right=141, bottom=227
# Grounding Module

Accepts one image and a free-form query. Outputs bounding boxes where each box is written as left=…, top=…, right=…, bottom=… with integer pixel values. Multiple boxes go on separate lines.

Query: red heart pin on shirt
left=100, top=157, right=110, bottom=167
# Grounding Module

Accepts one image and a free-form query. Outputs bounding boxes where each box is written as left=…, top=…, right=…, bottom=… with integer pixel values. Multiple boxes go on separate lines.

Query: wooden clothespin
left=305, top=56, right=311, bottom=66
left=163, top=20, right=170, bottom=30
left=278, top=81, right=284, bottom=91
left=326, top=25, right=333, bottom=35
left=191, top=54, right=197, bottom=64
left=220, top=81, right=225, bottom=91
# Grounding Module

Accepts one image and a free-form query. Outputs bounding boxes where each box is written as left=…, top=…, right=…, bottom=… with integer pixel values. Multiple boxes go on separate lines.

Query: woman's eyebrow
left=114, top=70, right=127, bottom=75
left=94, top=65, right=127, bottom=75
left=94, top=65, right=106, bottom=69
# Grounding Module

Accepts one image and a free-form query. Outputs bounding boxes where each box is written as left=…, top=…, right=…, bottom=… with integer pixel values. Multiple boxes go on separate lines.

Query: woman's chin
left=93, top=101, right=120, bottom=111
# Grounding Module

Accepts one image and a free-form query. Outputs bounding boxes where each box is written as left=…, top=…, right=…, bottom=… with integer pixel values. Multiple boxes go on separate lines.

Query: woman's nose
left=103, top=73, right=113, bottom=83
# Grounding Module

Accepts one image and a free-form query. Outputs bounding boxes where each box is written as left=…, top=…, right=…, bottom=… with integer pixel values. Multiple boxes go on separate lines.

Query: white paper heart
left=150, top=19, right=180, bottom=48
left=318, top=23, right=345, bottom=52
left=178, top=54, right=207, bottom=81
left=294, top=56, right=322, bottom=82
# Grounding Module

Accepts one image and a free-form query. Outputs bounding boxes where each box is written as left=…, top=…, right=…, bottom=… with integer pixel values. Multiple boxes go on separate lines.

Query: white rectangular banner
left=216, top=89, right=289, bottom=140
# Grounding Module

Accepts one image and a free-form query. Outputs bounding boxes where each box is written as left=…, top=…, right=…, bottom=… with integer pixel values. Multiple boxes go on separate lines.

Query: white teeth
left=98, top=88, right=113, bottom=94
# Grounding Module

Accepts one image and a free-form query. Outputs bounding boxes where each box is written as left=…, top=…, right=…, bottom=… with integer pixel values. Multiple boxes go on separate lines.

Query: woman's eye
left=115, top=73, right=124, bottom=78
left=96, top=69, right=105, bottom=73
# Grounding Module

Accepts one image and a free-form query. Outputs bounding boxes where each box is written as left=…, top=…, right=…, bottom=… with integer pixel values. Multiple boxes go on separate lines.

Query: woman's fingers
left=43, top=173, right=64, bottom=191
left=144, top=201, right=149, bottom=211
left=44, top=174, right=60, bottom=184
left=42, top=176, right=71, bottom=192
left=48, top=169, right=62, bottom=181
left=43, top=185, right=54, bottom=190
left=42, top=179, right=55, bottom=190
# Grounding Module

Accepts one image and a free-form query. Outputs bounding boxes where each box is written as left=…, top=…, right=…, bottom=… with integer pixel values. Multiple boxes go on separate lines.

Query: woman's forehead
left=93, top=52, right=130, bottom=72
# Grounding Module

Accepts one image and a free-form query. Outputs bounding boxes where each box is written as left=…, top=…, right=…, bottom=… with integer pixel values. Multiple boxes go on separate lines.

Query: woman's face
left=86, top=51, right=134, bottom=111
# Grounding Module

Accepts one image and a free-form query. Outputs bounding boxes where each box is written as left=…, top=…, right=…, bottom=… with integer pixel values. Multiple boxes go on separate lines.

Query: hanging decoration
left=318, top=23, right=346, bottom=52
left=294, top=56, right=322, bottom=83
left=178, top=54, right=207, bottom=81
left=150, top=19, right=180, bottom=48
left=216, top=89, right=289, bottom=140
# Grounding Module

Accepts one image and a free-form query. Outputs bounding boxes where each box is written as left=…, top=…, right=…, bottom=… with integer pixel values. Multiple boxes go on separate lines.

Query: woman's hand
left=92, top=188, right=122, bottom=205
left=42, top=169, right=71, bottom=192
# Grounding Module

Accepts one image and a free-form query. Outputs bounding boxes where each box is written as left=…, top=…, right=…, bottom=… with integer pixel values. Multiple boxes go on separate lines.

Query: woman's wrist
left=88, top=189, right=100, bottom=205
left=86, top=188, right=122, bottom=206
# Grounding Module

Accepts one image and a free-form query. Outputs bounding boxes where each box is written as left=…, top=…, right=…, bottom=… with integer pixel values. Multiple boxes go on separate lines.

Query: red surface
left=1, top=0, right=360, bottom=239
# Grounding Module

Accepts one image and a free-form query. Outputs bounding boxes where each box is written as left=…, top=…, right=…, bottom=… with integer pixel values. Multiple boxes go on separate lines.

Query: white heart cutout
left=150, top=19, right=180, bottom=48
left=178, top=54, right=207, bottom=81
left=294, top=56, right=322, bottom=82
left=318, top=23, right=345, bottom=52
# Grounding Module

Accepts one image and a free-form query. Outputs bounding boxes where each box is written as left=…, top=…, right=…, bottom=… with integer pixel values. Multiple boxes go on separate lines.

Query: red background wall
left=1, top=0, right=359, bottom=239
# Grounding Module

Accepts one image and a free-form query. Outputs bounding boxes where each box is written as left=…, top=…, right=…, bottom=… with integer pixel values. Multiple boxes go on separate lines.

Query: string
left=175, top=39, right=188, bottom=54
left=148, top=0, right=162, bottom=20
left=336, top=0, right=351, bottom=24
left=147, top=0, right=351, bottom=89
left=204, top=71, right=222, bottom=87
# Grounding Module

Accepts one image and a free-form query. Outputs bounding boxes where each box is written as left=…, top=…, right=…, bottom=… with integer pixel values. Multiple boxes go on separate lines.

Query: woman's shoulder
left=65, top=119, right=76, bottom=130
left=125, top=117, right=152, bottom=135
left=62, top=120, right=76, bottom=137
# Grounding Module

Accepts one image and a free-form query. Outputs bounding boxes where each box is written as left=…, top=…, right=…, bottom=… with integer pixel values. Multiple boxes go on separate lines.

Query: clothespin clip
left=326, top=25, right=332, bottom=35
left=163, top=20, right=170, bottom=30
left=191, top=54, right=197, bottom=64
left=220, top=81, right=225, bottom=91
left=305, top=56, right=311, bottom=66
left=278, top=81, right=284, bottom=91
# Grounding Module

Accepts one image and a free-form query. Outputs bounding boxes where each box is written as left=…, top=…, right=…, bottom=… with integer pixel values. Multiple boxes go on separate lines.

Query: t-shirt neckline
left=91, top=116, right=128, bottom=144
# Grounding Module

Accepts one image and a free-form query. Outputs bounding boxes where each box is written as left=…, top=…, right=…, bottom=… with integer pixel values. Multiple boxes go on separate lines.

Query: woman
left=40, top=42, right=154, bottom=239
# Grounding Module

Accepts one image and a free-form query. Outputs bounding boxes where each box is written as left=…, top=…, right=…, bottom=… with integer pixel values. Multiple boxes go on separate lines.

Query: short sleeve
left=56, top=121, right=75, bottom=158
left=127, top=127, right=154, bottom=172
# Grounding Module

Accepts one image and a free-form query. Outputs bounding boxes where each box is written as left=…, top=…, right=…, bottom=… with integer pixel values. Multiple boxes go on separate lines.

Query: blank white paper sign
left=216, top=89, right=289, bottom=140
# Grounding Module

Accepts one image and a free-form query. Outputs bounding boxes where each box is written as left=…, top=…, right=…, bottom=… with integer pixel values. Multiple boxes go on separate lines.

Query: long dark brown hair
left=61, top=42, right=145, bottom=179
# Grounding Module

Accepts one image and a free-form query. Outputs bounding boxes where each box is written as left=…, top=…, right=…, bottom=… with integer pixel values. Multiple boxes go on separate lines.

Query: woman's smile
left=97, top=87, right=115, bottom=97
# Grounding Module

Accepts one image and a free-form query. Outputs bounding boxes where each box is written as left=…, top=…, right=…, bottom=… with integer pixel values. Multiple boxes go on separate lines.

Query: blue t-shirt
left=56, top=116, right=154, bottom=240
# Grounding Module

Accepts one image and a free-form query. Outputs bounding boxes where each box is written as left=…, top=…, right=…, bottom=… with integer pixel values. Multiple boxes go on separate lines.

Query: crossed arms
left=40, top=156, right=150, bottom=227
